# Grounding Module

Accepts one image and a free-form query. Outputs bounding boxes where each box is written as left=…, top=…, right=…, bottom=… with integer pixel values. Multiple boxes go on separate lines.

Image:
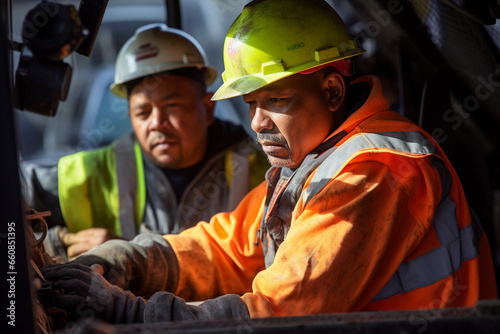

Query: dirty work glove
left=42, top=263, right=251, bottom=323
left=72, top=233, right=178, bottom=297
left=41, top=263, right=146, bottom=324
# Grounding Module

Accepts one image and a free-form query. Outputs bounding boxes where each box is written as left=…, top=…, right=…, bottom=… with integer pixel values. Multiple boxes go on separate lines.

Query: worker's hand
left=41, top=263, right=251, bottom=323
left=71, top=243, right=132, bottom=290
left=61, top=228, right=122, bottom=260
left=41, top=263, right=146, bottom=323
left=71, top=234, right=177, bottom=297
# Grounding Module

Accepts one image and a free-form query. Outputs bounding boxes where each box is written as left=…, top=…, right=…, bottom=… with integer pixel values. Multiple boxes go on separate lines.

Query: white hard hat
left=110, top=23, right=217, bottom=98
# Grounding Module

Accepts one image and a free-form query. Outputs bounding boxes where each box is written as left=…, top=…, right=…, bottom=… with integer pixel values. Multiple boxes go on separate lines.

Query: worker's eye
left=269, top=97, right=290, bottom=107
left=133, top=109, right=150, bottom=118
left=269, top=98, right=283, bottom=103
left=164, top=103, right=180, bottom=110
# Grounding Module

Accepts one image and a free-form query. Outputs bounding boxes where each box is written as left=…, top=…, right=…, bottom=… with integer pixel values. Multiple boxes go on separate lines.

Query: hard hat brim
left=211, top=50, right=365, bottom=101
left=110, top=65, right=218, bottom=99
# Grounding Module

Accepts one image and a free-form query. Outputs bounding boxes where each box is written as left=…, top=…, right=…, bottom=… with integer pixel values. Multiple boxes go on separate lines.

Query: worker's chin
left=266, top=154, right=298, bottom=169
left=150, top=153, right=180, bottom=169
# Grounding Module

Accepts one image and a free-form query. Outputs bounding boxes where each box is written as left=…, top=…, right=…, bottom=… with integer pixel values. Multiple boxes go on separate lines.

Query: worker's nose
left=149, top=108, right=170, bottom=131
left=250, top=107, right=274, bottom=134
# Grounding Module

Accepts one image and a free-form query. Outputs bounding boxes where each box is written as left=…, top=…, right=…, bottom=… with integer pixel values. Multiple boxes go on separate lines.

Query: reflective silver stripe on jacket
left=373, top=215, right=482, bottom=300
left=301, top=131, right=482, bottom=300
left=304, top=131, right=436, bottom=206
left=114, top=134, right=140, bottom=240
left=372, top=157, right=483, bottom=301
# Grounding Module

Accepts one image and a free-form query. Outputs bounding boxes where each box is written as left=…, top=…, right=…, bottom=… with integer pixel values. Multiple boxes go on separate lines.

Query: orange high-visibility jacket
left=163, top=75, right=497, bottom=318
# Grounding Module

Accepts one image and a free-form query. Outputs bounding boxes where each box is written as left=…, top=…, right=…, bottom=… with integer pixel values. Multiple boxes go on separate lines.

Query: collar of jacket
left=322, top=75, right=391, bottom=145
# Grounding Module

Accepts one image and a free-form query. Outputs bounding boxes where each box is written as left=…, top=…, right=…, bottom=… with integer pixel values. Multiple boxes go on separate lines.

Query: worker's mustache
left=148, top=131, right=177, bottom=146
left=256, top=132, right=288, bottom=147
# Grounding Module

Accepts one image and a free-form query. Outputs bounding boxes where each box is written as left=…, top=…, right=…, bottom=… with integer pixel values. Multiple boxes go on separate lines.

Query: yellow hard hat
left=111, top=23, right=217, bottom=99
left=212, top=0, right=365, bottom=101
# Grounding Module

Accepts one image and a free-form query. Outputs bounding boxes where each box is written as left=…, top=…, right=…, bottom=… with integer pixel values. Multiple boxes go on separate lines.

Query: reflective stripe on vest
left=225, top=150, right=250, bottom=211
left=302, top=131, right=482, bottom=300
left=226, top=141, right=269, bottom=212
left=113, top=137, right=146, bottom=239
left=58, top=135, right=145, bottom=238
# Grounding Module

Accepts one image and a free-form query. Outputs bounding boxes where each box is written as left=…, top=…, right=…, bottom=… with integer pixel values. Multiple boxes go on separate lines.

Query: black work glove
left=41, top=263, right=146, bottom=324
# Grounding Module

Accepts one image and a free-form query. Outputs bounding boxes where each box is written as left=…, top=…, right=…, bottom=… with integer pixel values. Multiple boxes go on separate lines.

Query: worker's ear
left=323, top=72, right=346, bottom=112
left=203, top=92, right=216, bottom=126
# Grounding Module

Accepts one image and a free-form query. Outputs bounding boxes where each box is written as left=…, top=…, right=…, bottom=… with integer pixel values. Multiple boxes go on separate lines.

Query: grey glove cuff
left=73, top=233, right=178, bottom=297
left=105, top=286, right=147, bottom=324
left=143, top=292, right=250, bottom=323
left=43, top=226, right=69, bottom=262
